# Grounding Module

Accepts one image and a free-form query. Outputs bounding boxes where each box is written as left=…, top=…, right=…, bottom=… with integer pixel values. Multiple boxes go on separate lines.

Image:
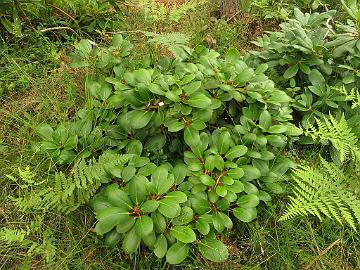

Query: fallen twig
left=46, top=3, right=78, bottom=25
left=226, top=10, right=241, bottom=23
left=39, top=26, right=80, bottom=38
left=304, top=239, right=342, bottom=270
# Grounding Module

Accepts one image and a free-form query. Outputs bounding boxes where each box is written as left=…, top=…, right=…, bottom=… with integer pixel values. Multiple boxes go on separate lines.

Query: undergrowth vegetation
left=1, top=0, right=360, bottom=269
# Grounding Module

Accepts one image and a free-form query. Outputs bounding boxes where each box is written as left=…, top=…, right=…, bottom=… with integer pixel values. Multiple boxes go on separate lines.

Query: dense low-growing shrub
left=248, top=3, right=360, bottom=230
left=31, top=34, right=300, bottom=263
left=249, top=7, right=360, bottom=129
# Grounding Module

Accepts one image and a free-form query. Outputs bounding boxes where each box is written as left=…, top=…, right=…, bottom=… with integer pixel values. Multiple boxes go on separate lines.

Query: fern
left=12, top=151, right=130, bottom=213
left=0, top=227, right=30, bottom=245
left=139, top=0, right=206, bottom=23
left=169, top=0, right=205, bottom=22
left=280, top=158, right=360, bottom=230
left=6, top=166, right=44, bottom=188
left=305, top=114, right=360, bottom=162
left=142, top=0, right=167, bottom=22
left=335, top=85, right=360, bottom=109
left=0, top=226, right=56, bottom=265
left=144, top=31, right=191, bottom=60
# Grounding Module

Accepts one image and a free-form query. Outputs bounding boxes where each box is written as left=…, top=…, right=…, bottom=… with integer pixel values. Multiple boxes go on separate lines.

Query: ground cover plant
left=1, top=0, right=360, bottom=269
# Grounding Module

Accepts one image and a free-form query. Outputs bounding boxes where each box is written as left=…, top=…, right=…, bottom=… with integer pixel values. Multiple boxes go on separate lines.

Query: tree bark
left=220, top=0, right=240, bottom=20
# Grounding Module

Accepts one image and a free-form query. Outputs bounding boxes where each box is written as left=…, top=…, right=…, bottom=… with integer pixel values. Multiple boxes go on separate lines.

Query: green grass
left=1, top=1, right=360, bottom=269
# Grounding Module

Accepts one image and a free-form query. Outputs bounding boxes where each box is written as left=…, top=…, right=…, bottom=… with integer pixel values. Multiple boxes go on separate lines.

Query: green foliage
left=340, top=0, right=360, bottom=23
left=305, top=114, right=360, bottom=163
left=30, top=33, right=302, bottom=264
left=70, top=35, right=133, bottom=69
left=0, top=0, right=124, bottom=37
left=281, top=158, right=360, bottom=231
left=249, top=7, right=360, bottom=129
left=144, top=31, right=191, bottom=60
left=247, top=5, right=360, bottom=234
left=0, top=212, right=57, bottom=266
left=250, top=8, right=337, bottom=88
left=4, top=1, right=360, bottom=269
left=139, top=0, right=206, bottom=23
left=250, top=0, right=292, bottom=20
left=12, top=152, right=130, bottom=213
left=0, top=227, right=29, bottom=244
left=336, top=85, right=360, bottom=109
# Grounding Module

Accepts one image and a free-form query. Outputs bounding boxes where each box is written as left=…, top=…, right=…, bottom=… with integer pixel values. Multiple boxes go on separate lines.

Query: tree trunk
left=220, top=0, right=240, bottom=20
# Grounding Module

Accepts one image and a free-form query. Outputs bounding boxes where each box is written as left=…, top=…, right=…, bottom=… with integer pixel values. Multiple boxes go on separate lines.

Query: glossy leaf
left=198, top=238, right=229, bottom=262
left=166, top=242, right=189, bottom=264
left=170, top=226, right=196, bottom=243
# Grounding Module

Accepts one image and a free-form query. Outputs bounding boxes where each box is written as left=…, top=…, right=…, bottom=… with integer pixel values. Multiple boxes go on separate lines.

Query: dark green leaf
left=198, top=238, right=229, bottom=263
left=126, top=140, right=143, bottom=155
left=259, top=110, right=272, bottom=130
left=284, top=65, right=299, bottom=79
left=184, top=127, right=201, bottom=148
left=145, top=134, right=166, bottom=151
left=116, top=216, right=135, bottom=233
left=227, top=168, right=244, bottom=179
left=135, top=215, right=153, bottom=237
left=141, top=200, right=159, bottom=213
left=233, top=207, right=257, bottom=222
left=217, top=131, right=231, bottom=154
left=187, top=93, right=212, bottom=108
left=125, top=110, right=154, bottom=130
left=240, top=165, right=261, bottom=180
left=104, top=184, right=132, bottom=208
left=137, top=163, right=157, bottom=176
left=158, top=198, right=181, bottom=218
left=172, top=163, right=189, bottom=184
left=166, top=242, right=189, bottom=264
left=268, top=125, right=287, bottom=134
left=122, top=165, right=136, bottom=182
left=95, top=207, right=130, bottom=235
left=172, top=206, right=194, bottom=225
left=154, top=234, right=168, bottom=258
left=105, top=229, right=122, bottom=247
left=225, top=145, right=248, bottom=160
left=309, top=69, right=325, bottom=85
left=183, top=81, right=202, bottom=95
left=236, top=194, right=260, bottom=208
left=166, top=119, right=185, bottom=132
left=200, top=174, right=215, bottom=186
left=196, top=218, right=210, bottom=235
left=170, top=226, right=196, bottom=243
left=152, top=211, right=167, bottom=233
left=129, top=175, right=150, bottom=203
left=191, top=197, right=211, bottom=214
left=142, top=231, right=157, bottom=248
left=151, top=166, right=173, bottom=194
left=122, top=228, right=140, bottom=254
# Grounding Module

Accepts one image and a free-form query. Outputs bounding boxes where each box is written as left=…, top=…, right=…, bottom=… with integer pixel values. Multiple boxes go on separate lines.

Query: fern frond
left=334, top=85, right=360, bottom=109
left=47, top=152, right=130, bottom=213
left=169, top=0, right=203, bottom=22
left=0, top=227, right=29, bottom=245
left=144, top=31, right=191, bottom=60
left=138, top=0, right=205, bottom=23
left=280, top=158, right=360, bottom=230
left=13, top=152, right=130, bottom=214
left=305, top=114, right=360, bottom=162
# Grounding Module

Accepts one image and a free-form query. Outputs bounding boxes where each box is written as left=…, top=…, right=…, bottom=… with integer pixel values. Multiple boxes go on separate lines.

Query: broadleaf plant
left=33, top=34, right=300, bottom=264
